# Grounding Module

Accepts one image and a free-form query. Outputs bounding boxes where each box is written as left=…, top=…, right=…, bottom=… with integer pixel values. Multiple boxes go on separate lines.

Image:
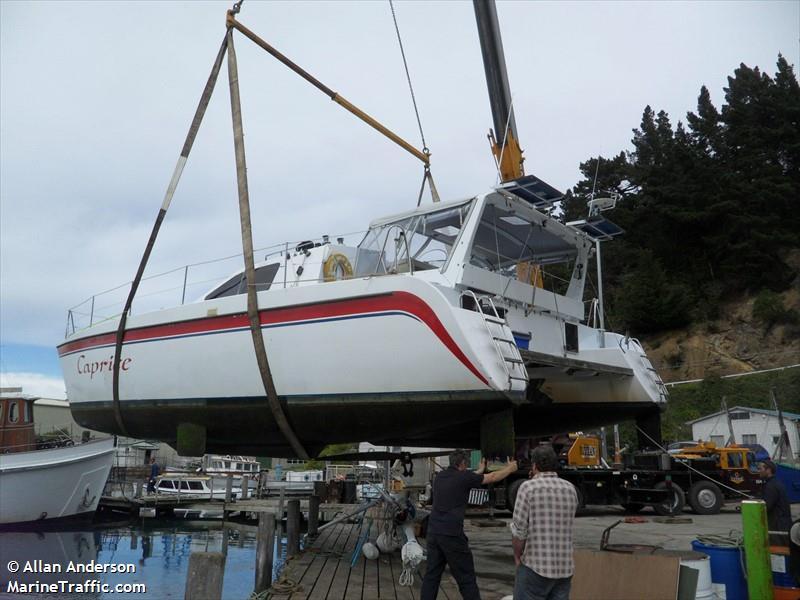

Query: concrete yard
left=463, top=504, right=758, bottom=599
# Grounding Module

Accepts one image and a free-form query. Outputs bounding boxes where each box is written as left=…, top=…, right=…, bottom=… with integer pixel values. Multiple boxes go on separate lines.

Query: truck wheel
left=507, top=478, right=526, bottom=512
left=688, top=481, right=723, bottom=515
left=622, top=503, right=644, bottom=513
left=653, top=481, right=685, bottom=516
left=573, top=484, right=585, bottom=510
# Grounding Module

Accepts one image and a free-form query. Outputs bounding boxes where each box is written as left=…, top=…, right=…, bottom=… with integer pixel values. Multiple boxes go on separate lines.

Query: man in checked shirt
left=510, top=445, right=578, bottom=600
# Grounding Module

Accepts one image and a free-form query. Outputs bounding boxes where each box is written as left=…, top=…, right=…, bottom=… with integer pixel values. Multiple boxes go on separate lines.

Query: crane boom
left=473, top=0, right=524, bottom=182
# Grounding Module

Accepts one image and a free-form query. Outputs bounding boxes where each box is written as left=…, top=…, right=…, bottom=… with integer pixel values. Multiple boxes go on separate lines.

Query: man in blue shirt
left=421, top=451, right=518, bottom=600
left=147, top=457, right=160, bottom=494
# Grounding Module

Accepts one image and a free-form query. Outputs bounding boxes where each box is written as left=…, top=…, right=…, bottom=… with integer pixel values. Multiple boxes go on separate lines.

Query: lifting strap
left=110, top=33, right=230, bottom=438
left=226, top=27, right=310, bottom=460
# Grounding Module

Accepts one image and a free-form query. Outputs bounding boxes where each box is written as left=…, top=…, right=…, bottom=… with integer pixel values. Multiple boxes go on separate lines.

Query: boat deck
left=270, top=522, right=463, bottom=600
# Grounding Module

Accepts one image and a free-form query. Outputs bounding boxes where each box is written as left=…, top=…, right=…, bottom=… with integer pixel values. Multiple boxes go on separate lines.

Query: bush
left=752, top=290, right=798, bottom=326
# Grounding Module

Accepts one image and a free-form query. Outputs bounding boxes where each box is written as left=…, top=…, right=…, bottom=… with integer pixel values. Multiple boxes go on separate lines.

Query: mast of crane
left=473, top=0, right=524, bottom=182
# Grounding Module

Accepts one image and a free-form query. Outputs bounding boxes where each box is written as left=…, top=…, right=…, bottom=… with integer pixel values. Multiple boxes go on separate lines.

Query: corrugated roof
left=686, top=405, right=800, bottom=426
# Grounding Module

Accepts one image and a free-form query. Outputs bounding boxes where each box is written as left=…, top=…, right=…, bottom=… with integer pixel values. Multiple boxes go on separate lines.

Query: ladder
left=462, top=291, right=529, bottom=390
left=627, top=337, right=669, bottom=402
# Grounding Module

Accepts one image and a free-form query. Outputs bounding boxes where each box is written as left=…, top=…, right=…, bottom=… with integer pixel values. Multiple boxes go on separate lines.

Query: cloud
left=0, top=372, right=67, bottom=400
left=1, top=0, right=797, bottom=355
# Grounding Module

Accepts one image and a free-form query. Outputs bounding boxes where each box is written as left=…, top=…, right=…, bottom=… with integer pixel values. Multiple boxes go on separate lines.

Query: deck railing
left=64, top=232, right=366, bottom=337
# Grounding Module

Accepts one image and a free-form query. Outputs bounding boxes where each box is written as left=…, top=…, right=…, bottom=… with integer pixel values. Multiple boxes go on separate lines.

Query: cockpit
left=354, top=199, right=473, bottom=276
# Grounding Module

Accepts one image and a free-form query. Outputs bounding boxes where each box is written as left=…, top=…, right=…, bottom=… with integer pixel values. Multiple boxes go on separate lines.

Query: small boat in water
left=153, top=474, right=233, bottom=499
left=0, top=388, right=114, bottom=527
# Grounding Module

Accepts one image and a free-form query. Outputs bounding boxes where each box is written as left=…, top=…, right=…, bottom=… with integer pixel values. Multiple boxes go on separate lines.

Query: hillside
left=644, top=258, right=800, bottom=383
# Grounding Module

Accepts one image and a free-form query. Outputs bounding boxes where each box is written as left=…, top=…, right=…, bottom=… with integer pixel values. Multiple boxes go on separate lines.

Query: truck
left=489, top=436, right=762, bottom=516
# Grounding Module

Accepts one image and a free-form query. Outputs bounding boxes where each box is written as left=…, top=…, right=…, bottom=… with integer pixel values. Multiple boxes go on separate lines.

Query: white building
left=687, top=406, right=800, bottom=459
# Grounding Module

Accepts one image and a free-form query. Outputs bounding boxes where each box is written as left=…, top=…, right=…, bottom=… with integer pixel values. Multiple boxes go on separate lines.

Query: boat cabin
left=154, top=474, right=233, bottom=498
left=0, top=388, right=36, bottom=454
left=200, top=176, right=595, bottom=330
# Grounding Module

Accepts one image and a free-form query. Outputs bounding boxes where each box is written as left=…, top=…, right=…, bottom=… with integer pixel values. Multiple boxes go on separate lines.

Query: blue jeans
left=514, top=564, right=571, bottom=600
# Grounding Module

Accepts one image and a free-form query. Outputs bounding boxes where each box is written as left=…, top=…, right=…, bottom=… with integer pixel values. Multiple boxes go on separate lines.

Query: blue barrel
left=691, top=540, right=747, bottom=600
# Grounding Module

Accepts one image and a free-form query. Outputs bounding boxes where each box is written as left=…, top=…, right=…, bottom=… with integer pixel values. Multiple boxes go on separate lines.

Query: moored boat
left=0, top=388, right=115, bottom=527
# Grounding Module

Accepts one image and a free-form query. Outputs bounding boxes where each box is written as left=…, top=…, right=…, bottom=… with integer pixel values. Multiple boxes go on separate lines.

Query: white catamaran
left=57, top=2, right=667, bottom=458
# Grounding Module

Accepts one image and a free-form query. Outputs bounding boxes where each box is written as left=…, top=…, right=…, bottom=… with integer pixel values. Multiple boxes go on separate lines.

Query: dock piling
left=225, top=475, right=233, bottom=503
left=308, top=495, right=321, bottom=537
left=287, top=499, right=300, bottom=556
left=255, top=512, right=276, bottom=593
left=184, top=552, right=225, bottom=600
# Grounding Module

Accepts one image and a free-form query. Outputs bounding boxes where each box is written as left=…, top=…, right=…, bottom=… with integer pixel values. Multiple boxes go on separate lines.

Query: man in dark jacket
left=760, top=460, right=792, bottom=540
left=421, top=451, right=518, bottom=600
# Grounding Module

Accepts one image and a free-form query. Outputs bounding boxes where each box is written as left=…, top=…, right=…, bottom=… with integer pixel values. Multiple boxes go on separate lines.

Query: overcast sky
left=1, top=0, right=798, bottom=398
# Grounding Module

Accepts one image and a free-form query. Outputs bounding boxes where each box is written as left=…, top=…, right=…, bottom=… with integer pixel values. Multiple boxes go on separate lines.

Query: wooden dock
left=270, top=522, right=464, bottom=600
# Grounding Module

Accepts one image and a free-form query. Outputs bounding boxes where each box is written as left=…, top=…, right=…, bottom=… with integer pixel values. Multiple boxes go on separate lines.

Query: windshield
left=354, top=202, right=472, bottom=276
left=469, top=203, right=577, bottom=273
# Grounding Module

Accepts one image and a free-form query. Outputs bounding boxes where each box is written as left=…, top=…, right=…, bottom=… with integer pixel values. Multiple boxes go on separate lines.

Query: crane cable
left=388, top=0, right=440, bottom=206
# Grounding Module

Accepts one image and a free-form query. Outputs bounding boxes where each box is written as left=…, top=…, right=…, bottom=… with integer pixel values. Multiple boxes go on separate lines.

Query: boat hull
left=0, top=438, right=115, bottom=526
left=59, top=276, right=662, bottom=455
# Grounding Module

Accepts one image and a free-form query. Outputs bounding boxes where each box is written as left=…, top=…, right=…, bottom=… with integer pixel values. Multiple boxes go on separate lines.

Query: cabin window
left=467, top=203, right=577, bottom=291
left=8, top=401, right=18, bottom=423
left=741, top=434, right=757, bottom=445
left=159, top=481, right=175, bottom=490
left=23, top=402, right=31, bottom=423
left=225, top=461, right=231, bottom=469
left=0, top=403, right=3, bottom=423
left=188, top=481, right=204, bottom=490
left=179, top=481, right=191, bottom=490
left=727, top=453, right=744, bottom=469
left=730, top=411, right=750, bottom=420
left=205, top=263, right=280, bottom=300
left=564, top=322, right=579, bottom=353
left=355, top=202, right=472, bottom=276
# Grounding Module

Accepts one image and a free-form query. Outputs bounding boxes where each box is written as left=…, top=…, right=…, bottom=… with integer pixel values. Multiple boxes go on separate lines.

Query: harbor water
left=0, top=519, right=287, bottom=599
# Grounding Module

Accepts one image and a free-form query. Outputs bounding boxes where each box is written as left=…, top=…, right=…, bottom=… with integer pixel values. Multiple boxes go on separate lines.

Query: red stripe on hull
left=57, top=292, right=490, bottom=385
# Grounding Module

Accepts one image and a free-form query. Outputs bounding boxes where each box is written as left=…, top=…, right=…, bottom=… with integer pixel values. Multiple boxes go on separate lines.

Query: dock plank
left=270, top=522, right=340, bottom=599
left=389, top=552, right=416, bottom=600
left=325, top=518, right=362, bottom=599
left=362, top=537, right=380, bottom=600
left=377, top=552, right=397, bottom=599
left=269, top=520, right=492, bottom=600
left=295, top=523, right=350, bottom=599
left=344, top=553, right=365, bottom=600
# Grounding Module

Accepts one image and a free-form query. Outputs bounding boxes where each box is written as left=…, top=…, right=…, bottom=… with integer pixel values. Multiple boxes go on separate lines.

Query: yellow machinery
left=564, top=434, right=601, bottom=467
left=672, top=442, right=756, bottom=471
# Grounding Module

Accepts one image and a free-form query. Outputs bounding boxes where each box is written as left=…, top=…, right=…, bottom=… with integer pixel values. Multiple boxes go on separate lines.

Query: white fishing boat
left=0, top=389, right=115, bottom=527
left=153, top=473, right=233, bottom=499
left=56, top=3, right=667, bottom=458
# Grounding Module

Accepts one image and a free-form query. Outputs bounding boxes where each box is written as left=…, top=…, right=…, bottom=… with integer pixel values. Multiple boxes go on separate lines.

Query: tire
left=688, top=481, right=724, bottom=515
left=652, top=481, right=685, bottom=516
left=621, top=503, right=644, bottom=513
left=573, top=484, right=586, bottom=510
left=507, top=478, right=526, bottom=512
